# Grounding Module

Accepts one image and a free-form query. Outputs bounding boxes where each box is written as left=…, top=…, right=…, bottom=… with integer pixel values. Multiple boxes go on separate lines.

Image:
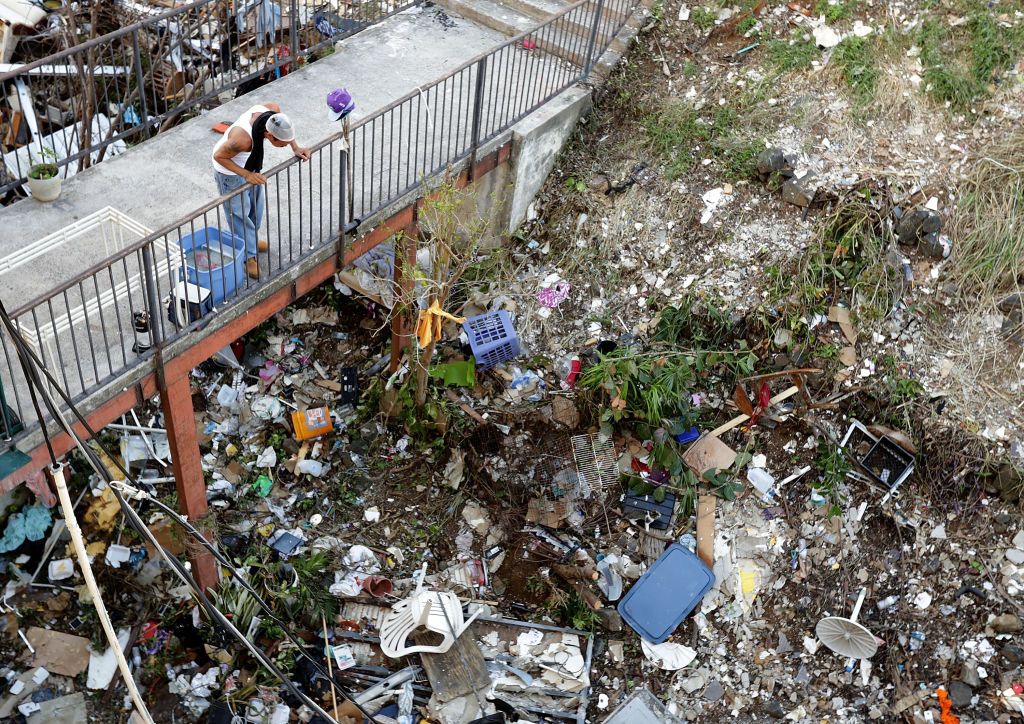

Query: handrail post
left=289, top=0, right=299, bottom=64
left=0, top=373, right=14, bottom=441
left=583, top=0, right=606, bottom=77
left=131, top=30, right=151, bottom=140
left=141, top=244, right=164, bottom=346
left=468, top=56, right=487, bottom=180
left=338, top=145, right=348, bottom=254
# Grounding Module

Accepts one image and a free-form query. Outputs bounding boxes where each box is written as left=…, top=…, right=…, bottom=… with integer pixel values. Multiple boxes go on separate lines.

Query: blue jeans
left=214, top=171, right=264, bottom=258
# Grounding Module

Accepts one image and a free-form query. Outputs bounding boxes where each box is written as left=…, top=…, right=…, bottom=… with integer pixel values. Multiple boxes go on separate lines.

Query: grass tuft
left=642, top=99, right=766, bottom=180
left=691, top=6, right=717, bottom=29
left=951, top=133, right=1024, bottom=295
left=767, top=39, right=819, bottom=72
left=918, top=4, right=1024, bottom=112
left=832, top=36, right=879, bottom=106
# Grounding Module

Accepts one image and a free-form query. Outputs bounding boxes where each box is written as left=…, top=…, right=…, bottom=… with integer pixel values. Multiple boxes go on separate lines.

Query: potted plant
left=27, top=147, right=61, bottom=202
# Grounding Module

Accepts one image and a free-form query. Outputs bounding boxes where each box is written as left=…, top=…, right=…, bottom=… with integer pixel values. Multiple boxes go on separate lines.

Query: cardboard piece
left=682, top=436, right=737, bottom=476
left=696, top=495, right=716, bottom=569
left=828, top=306, right=858, bottom=345
left=21, top=628, right=90, bottom=677
left=26, top=693, right=87, bottom=724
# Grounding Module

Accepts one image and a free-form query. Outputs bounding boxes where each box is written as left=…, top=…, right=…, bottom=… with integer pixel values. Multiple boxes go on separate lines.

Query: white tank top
left=212, top=104, right=271, bottom=175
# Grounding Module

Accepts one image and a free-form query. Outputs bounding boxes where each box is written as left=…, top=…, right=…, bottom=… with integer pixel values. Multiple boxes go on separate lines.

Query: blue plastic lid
left=618, top=543, right=715, bottom=643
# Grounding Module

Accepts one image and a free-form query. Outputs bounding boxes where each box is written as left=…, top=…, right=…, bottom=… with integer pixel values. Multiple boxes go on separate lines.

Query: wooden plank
left=696, top=494, right=716, bottom=569
left=708, top=385, right=800, bottom=438
left=414, top=631, right=490, bottom=704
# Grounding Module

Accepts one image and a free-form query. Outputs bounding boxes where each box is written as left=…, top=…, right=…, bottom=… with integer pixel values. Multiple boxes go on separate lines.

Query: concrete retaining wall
left=507, top=86, right=592, bottom=235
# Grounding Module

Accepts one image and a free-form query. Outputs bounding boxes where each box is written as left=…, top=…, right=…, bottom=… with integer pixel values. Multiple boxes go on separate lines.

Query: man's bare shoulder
left=221, top=127, right=253, bottom=154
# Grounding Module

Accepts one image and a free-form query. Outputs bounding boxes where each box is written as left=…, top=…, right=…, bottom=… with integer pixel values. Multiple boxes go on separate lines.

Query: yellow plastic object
left=292, top=407, right=333, bottom=441
left=415, top=300, right=466, bottom=348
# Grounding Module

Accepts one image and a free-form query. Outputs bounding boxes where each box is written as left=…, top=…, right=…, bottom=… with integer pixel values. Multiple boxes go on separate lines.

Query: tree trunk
left=414, top=339, right=436, bottom=408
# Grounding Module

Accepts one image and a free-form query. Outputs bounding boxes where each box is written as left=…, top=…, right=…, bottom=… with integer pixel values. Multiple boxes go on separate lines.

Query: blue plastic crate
left=463, top=311, right=520, bottom=368
left=178, top=227, right=246, bottom=305
left=618, top=544, right=715, bottom=643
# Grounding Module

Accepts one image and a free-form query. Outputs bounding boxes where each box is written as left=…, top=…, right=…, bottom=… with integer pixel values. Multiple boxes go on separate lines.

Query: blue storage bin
left=178, top=227, right=246, bottom=305
left=618, top=544, right=715, bottom=643
left=463, top=311, right=520, bottom=368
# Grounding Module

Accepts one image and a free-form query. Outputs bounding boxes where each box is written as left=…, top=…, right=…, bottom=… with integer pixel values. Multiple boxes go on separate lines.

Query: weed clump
left=918, top=4, right=1024, bottom=112
left=767, top=39, right=818, bottom=72
left=832, top=36, right=878, bottom=106
left=642, top=100, right=765, bottom=180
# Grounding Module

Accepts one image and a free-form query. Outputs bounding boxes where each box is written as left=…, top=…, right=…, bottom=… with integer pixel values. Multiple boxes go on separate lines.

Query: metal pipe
left=467, top=56, right=487, bottom=175
left=141, top=244, right=163, bottom=345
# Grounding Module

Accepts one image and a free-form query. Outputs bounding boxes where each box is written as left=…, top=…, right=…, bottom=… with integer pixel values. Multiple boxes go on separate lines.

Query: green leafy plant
left=814, top=442, right=850, bottom=518
left=28, top=147, right=58, bottom=180
left=557, top=591, right=601, bottom=631
left=563, top=176, right=587, bottom=193
left=814, top=0, right=858, bottom=23
left=690, top=6, right=716, bottom=29
left=736, top=16, right=758, bottom=35
left=209, top=584, right=260, bottom=638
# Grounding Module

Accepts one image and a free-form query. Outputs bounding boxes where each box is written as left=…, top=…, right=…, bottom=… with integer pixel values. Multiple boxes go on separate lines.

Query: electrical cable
left=0, top=305, right=376, bottom=721
left=0, top=301, right=377, bottom=723
left=112, top=480, right=359, bottom=684
left=26, top=358, right=342, bottom=724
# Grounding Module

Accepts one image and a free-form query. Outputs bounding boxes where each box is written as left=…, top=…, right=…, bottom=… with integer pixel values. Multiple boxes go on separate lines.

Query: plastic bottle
left=877, top=595, right=900, bottom=610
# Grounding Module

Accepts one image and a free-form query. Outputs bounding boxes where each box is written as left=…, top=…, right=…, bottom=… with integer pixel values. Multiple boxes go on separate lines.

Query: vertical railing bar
left=141, top=243, right=164, bottom=347
left=76, top=281, right=100, bottom=384
left=286, top=165, right=294, bottom=269
left=119, top=256, right=141, bottom=359
left=105, top=265, right=128, bottom=367
left=0, top=330, right=26, bottom=424
left=468, top=56, right=487, bottom=172
left=584, top=0, right=606, bottom=76
left=88, top=277, right=114, bottom=377
left=60, top=291, right=87, bottom=393
left=44, top=300, right=72, bottom=394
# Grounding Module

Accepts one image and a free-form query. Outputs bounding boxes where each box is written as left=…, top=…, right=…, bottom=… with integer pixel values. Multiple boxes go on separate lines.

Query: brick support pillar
left=159, top=372, right=218, bottom=591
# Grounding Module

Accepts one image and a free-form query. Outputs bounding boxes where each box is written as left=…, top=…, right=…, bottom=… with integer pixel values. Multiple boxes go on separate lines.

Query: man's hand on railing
left=242, top=171, right=268, bottom=185
left=292, top=144, right=311, bottom=161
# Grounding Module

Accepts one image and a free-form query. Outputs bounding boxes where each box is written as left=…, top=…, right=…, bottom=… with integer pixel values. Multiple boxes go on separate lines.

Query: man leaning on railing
left=211, top=102, right=310, bottom=279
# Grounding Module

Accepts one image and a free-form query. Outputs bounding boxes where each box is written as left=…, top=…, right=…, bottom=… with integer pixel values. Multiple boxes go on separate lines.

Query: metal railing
left=0, top=0, right=421, bottom=197
left=0, top=0, right=639, bottom=445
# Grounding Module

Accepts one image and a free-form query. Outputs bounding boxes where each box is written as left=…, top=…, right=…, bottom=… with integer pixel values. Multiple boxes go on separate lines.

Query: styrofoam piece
left=48, top=558, right=74, bottom=581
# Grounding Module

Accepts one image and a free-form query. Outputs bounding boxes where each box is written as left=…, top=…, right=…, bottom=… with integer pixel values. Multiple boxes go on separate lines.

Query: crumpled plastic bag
left=329, top=545, right=381, bottom=596
left=0, top=504, right=53, bottom=553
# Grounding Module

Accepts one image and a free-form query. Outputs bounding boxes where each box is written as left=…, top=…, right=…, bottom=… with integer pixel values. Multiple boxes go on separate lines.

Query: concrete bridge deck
left=0, top=6, right=518, bottom=297
left=0, top=0, right=645, bottom=492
